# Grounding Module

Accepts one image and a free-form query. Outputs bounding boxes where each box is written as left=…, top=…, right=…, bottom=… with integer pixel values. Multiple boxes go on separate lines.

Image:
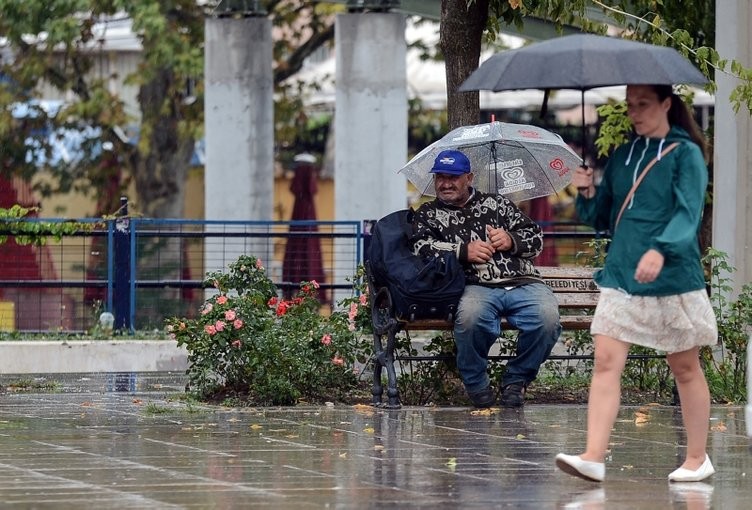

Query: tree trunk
left=129, top=67, right=194, bottom=324
left=131, top=68, right=193, bottom=220
left=440, top=0, right=489, bottom=129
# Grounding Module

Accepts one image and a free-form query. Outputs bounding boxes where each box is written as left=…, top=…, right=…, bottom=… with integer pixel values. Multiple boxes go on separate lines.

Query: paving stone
left=0, top=372, right=749, bottom=508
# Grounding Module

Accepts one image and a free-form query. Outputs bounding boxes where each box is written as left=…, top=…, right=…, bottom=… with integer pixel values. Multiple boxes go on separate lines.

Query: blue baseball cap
left=430, top=149, right=471, bottom=175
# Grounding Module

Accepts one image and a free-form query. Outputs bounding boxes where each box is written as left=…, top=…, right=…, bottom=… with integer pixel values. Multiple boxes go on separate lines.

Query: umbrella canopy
left=459, top=34, right=709, bottom=160
left=399, top=121, right=582, bottom=203
left=460, top=33, right=708, bottom=92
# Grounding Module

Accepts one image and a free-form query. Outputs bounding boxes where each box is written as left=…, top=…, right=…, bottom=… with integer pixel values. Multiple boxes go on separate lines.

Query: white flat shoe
left=668, top=455, right=715, bottom=482
left=555, top=453, right=605, bottom=482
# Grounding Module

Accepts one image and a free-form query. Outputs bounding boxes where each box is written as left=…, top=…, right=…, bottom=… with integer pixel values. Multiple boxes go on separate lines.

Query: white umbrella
left=399, top=121, right=582, bottom=203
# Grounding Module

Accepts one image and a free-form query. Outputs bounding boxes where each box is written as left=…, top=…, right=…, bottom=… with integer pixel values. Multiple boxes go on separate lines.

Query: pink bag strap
left=614, top=142, right=679, bottom=229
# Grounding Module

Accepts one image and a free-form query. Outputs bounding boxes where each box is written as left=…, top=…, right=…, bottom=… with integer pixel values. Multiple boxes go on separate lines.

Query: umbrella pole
left=580, top=90, right=587, bottom=165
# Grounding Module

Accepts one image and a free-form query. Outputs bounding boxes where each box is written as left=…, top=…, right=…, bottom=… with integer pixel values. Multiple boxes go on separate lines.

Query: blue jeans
left=454, top=282, right=561, bottom=394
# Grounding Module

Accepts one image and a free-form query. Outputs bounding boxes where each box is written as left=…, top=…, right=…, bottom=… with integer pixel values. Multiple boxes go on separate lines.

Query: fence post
left=113, top=197, right=132, bottom=331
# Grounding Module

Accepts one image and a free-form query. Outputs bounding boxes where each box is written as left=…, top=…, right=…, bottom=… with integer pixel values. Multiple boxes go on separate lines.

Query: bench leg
left=382, top=327, right=401, bottom=408
left=371, top=325, right=402, bottom=408
left=371, top=331, right=385, bottom=406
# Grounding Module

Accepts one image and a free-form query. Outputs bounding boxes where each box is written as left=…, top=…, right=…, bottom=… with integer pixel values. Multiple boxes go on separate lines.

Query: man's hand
left=635, top=249, right=664, bottom=283
left=467, top=240, right=495, bottom=263
left=486, top=225, right=513, bottom=252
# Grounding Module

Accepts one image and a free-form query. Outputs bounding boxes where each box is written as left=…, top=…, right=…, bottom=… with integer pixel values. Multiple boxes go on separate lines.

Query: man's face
left=433, top=172, right=473, bottom=206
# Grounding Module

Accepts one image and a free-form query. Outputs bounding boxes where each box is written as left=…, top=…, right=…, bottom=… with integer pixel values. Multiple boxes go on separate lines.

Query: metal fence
left=0, top=215, right=603, bottom=333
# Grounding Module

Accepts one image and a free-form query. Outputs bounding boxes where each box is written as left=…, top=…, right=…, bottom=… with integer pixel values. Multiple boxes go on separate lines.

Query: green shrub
left=166, top=255, right=371, bottom=405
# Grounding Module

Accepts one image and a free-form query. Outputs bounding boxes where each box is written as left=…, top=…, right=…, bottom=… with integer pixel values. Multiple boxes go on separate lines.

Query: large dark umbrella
left=282, top=154, right=327, bottom=302
left=460, top=33, right=709, bottom=159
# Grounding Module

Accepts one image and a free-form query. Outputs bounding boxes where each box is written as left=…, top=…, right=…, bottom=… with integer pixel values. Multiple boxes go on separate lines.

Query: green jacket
left=576, top=126, right=707, bottom=296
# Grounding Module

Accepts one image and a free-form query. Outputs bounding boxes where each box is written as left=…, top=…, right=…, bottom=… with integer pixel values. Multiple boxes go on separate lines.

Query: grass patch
left=5, top=378, right=62, bottom=392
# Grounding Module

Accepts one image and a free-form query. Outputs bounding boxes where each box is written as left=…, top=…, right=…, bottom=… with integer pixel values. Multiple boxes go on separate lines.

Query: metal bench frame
left=366, top=265, right=600, bottom=408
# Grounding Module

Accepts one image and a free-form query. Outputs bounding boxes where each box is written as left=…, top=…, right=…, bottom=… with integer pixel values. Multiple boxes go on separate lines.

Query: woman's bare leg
left=580, top=334, right=631, bottom=463
left=667, top=347, right=710, bottom=470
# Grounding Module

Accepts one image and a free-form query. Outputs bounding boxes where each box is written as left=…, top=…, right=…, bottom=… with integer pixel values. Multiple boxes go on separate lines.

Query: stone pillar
left=204, top=16, right=274, bottom=273
left=714, top=1, right=752, bottom=296
left=334, top=12, right=408, bottom=300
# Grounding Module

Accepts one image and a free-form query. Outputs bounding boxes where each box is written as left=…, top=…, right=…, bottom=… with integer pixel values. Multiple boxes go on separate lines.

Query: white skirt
left=590, top=287, right=718, bottom=353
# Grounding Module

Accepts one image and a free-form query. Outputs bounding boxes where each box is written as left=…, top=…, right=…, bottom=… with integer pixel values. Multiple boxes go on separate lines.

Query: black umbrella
left=460, top=33, right=709, bottom=160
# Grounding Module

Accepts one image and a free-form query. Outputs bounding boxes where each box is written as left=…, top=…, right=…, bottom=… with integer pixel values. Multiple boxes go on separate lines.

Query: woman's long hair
left=652, top=84, right=709, bottom=163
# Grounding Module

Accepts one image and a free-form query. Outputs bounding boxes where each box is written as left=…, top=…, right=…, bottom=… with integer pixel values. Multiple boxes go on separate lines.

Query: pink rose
left=321, top=334, right=332, bottom=346
left=256, top=258, right=263, bottom=269
left=231, top=339, right=242, bottom=348
left=216, top=295, right=228, bottom=305
left=233, top=319, right=243, bottom=329
left=224, top=310, right=236, bottom=321
left=204, top=325, right=217, bottom=335
left=311, top=280, right=320, bottom=289
left=215, top=320, right=225, bottom=332
left=332, top=355, right=344, bottom=366
left=201, top=303, right=213, bottom=315
left=359, top=294, right=368, bottom=306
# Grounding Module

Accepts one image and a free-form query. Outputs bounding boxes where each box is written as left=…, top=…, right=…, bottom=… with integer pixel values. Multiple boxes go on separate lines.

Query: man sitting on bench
left=411, top=149, right=561, bottom=408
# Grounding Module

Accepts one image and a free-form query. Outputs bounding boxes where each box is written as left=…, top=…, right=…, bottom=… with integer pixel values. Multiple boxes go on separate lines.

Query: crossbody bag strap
left=614, top=142, right=679, bottom=229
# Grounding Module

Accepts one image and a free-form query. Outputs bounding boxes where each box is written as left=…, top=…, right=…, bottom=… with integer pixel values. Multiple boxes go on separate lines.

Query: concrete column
left=714, top=1, right=752, bottom=296
left=204, top=17, right=274, bottom=273
left=335, top=13, right=408, bottom=220
left=334, top=12, right=408, bottom=300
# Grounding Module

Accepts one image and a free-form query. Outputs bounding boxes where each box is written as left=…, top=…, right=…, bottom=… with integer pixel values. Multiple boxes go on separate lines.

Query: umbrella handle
left=576, top=163, right=590, bottom=193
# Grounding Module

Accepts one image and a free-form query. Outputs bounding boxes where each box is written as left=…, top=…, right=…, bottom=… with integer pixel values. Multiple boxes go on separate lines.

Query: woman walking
left=555, top=84, right=717, bottom=483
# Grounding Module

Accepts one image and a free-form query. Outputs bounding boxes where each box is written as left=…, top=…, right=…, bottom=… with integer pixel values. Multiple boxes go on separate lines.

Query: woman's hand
left=572, top=166, right=595, bottom=198
left=635, top=249, right=664, bottom=284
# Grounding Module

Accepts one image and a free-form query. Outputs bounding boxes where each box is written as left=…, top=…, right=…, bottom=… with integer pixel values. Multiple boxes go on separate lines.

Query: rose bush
left=166, top=255, right=371, bottom=405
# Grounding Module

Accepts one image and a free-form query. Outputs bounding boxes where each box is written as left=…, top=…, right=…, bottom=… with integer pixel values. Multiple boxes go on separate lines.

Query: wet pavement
left=0, top=372, right=749, bottom=509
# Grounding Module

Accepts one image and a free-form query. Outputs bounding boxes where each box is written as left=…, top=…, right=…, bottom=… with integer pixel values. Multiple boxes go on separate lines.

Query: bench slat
left=399, top=314, right=593, bottom=332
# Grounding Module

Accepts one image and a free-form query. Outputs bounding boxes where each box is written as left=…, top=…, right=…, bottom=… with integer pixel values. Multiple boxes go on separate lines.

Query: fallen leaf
left=250, top=424, right=263, bottom=430
left=363, top=427, right=374, bottom=434
left=470, top=408, right=496, bottom=416
left=711, top=422, right=727, bottom=432
left=132, top=399, right=143, bottom=405
left=634, top=411, right=650, bottom=425
left=227, top=417, right=240, bottom=423
left=446, top=457, right=457, bottom=469
left=285, top=435, right=299, bottom=439
left=373, top=444, right=384, bottom=451
left=339, top=452, right=347, bottom=458
left=516, top=434, right=526, bottom=440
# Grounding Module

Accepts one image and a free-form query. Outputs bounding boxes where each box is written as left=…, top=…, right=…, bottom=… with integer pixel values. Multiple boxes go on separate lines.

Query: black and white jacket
left=411, top=189, right=544, bottom=287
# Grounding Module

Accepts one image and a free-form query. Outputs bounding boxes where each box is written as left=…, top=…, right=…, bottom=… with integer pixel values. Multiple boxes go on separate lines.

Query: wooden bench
left=366, top=265, right=600, bottom=408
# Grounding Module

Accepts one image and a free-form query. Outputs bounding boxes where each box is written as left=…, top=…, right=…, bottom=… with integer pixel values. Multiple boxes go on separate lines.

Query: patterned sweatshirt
left=411, top=189, right=544, bottom=287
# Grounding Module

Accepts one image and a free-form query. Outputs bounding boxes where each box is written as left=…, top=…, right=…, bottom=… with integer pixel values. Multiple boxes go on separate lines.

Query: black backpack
left=367, top=209, right=466, bottom=323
